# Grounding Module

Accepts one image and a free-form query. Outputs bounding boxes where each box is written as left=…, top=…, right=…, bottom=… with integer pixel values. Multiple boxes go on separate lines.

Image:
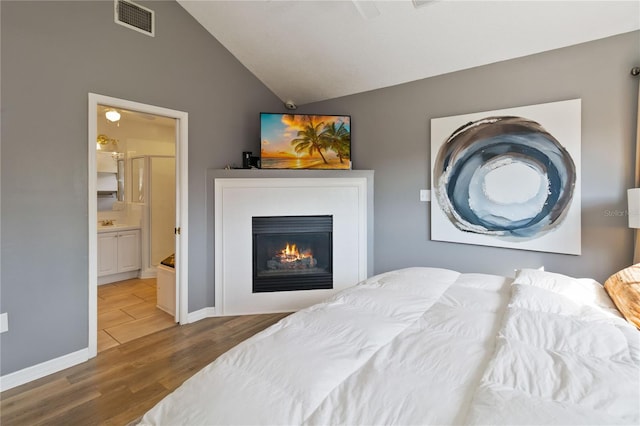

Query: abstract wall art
left=430, top=99, right=581, bottom=255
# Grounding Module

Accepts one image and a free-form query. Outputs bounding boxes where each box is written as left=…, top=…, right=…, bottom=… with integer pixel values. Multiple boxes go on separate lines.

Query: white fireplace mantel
left=207, top=169, right=374, bottom=316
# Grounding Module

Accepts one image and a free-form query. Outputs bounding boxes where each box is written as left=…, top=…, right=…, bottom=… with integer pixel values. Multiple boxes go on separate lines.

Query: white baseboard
left=187, top=307, right=217, bottom=323
left=0, top=348, right=89, bottom=392
left=139, top=268, right=157, bottom=279
left=98, top=270, right=139, bottom=285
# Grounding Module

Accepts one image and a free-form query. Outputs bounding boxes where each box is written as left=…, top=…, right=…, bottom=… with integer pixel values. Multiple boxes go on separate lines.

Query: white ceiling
left=177, top=0, right=640, bottom=106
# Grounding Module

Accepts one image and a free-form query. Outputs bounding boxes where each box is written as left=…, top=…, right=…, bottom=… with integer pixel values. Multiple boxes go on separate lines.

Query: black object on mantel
left=241, top=151, right=261, bottom=169
left=242, top=151, right=252, bottom=168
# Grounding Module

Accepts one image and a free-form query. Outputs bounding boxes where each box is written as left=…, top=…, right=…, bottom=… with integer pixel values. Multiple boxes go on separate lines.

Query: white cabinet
left=117, top=231, right=141, bottom=272
left=97, top=232, right=118, bottom=276
left=97, top=152, right=118, bottom=173
left=97, top=173, right=118, bottom=192
left=157, top=264, right=176, bottom=317
left=98, top=229, right=141, bottom=281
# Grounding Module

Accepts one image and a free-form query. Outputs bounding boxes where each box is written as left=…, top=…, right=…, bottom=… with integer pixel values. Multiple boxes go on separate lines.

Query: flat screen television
left=260, top=113, right=351, bottom=170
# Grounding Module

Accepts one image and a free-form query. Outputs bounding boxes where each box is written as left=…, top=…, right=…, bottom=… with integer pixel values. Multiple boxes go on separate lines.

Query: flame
left=283, top=243, right=298, bottom=257
left=277, top=242, right=313, bottom=263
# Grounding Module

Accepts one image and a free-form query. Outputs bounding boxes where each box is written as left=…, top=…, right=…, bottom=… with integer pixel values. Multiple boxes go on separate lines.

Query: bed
left=139, top=266, right=639, bottom=425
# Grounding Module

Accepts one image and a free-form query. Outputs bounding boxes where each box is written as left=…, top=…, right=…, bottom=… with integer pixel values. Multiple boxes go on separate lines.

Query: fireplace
left=213, top=172, right=371, bottom=315
left=252, top=215, right=333, bottom=292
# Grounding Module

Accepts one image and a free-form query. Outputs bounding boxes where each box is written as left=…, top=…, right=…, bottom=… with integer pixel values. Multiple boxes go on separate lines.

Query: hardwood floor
left=0, top=312, right=290, bottom=425
left=98, top=278, right=175, bottom=352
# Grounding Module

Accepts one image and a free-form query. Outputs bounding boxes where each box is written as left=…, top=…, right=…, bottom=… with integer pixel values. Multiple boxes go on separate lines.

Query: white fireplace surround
left=211, top=170, right=373, bottom=316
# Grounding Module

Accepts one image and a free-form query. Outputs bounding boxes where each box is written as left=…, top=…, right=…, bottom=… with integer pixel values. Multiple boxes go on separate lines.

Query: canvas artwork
left=261, top=113, right=351, bottom=170
left=430, top=99, right=581, bottom=255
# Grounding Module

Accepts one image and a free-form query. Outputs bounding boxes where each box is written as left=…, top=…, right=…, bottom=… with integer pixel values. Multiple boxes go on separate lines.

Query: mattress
left=139, top=267, right=639, bottom=425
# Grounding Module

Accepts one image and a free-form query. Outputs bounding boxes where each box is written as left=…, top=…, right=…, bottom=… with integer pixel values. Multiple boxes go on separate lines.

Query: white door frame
left=88, top=93, right=189, bottom=358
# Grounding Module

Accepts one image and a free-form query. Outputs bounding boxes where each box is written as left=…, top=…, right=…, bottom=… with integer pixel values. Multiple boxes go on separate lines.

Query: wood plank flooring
left=98, top=278, right=175, bottom=352
left=0, top=312, right=290, bottom=425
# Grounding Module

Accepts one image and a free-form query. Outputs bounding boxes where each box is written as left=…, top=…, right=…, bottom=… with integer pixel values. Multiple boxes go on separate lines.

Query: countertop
left=97, top=224, right=141, bottom=233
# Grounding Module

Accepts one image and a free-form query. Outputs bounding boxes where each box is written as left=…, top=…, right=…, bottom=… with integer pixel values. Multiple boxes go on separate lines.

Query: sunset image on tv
left=260, top=113, right=351, bottom=169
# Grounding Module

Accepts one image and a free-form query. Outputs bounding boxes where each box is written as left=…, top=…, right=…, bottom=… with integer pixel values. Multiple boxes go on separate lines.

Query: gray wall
left=1, top=0, right=638, bottom=379
left=0, top=0, right=282, bottom=375
left=298, top=31, right=640, bottom=284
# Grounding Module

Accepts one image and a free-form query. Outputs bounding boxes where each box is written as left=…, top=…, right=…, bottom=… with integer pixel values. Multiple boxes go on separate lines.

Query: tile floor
left=98, top=278, right=176, bottom=352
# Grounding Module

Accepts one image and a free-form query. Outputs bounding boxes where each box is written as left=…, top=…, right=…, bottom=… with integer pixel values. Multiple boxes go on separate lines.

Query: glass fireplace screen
left=252, top=215, right=333, bottom=293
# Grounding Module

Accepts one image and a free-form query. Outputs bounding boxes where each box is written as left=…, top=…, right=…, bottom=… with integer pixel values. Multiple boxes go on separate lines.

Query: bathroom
left=96, top=105, right=177, bottom=351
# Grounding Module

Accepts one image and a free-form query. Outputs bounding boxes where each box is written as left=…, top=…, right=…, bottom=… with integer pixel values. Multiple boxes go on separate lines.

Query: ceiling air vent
left=114, top=0, right=154, bottom=37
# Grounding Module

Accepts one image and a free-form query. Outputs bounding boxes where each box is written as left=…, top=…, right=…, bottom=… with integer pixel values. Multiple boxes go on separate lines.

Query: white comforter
left=140, top=267, right=639, bottom=425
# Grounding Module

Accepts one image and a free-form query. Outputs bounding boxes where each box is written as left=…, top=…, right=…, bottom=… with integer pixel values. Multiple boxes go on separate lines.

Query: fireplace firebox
left=252, top=215, right=333, bottom=293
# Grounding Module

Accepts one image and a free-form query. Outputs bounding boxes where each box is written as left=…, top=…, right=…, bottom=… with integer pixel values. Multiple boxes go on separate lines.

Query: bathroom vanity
left=97, top=224, right=141, bottom=285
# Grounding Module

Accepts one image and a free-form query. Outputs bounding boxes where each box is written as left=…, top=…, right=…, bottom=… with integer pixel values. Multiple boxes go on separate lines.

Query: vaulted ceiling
left=177, top=1, right=640, bottom=106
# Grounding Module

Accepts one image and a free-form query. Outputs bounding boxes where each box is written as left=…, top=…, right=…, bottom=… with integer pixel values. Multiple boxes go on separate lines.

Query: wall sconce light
left=97, top=134, right=118, bottom=151
left=105, top=109, right=121, bottom=122
left=628, top=188, right=640, bottom=228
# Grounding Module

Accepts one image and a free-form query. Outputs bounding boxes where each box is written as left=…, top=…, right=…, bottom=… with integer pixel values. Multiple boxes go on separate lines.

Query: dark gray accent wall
left=0, top=0, right=282, bottom=375
left=298, top=31, right=640, bottom=284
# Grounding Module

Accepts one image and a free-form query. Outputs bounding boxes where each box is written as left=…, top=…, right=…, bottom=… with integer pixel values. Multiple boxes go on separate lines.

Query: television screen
left=260, top=113, right=351, bottom=170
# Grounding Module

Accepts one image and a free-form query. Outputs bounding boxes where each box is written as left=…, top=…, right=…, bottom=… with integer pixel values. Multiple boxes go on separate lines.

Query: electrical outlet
left=420, top=189, right=431, bottom=202
left=0, top=313, right=8, bottom=333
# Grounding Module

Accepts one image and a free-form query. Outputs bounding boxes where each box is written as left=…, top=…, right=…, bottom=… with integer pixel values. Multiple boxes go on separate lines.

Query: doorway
left=88, top=93, right=189, bottom=358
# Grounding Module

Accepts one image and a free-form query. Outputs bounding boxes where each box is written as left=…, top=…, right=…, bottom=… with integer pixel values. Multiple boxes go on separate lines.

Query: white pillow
left=514, top=268, right=618, bottom=311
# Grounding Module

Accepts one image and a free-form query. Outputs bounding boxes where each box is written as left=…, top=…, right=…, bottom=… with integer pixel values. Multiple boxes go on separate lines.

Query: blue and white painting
left=430, top=99, right=581, bottom=255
